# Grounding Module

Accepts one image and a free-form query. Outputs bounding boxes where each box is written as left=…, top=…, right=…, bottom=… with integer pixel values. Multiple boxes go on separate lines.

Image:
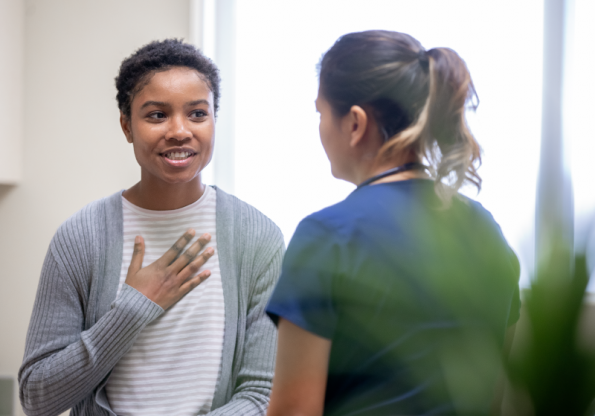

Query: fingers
left=127, top=235, right=145, bottom=276
left=178, top=244, right=215, bottom=280
left=171, top=233, right=211, bottom=273
left=160, top=229, right=196, bottom=265
left=170, top=233, right=212, bottom=271
left=179, top=269, right=211, bottom=294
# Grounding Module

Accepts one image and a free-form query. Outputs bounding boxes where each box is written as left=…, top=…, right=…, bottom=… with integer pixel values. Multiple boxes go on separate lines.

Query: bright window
left=232, top=0, right=544, bottom=286
left=568, top=0, right=595, bottom=247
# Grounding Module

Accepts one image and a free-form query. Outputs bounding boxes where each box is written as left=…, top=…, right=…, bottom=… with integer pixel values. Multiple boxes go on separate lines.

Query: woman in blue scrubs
left=266, top=30, right=520, bottom=416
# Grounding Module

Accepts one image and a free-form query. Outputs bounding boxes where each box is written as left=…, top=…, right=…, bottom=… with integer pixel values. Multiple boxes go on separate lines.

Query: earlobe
left=120, top=113, right=133, bottom=143
left=348, top=105, right=368, bottom=148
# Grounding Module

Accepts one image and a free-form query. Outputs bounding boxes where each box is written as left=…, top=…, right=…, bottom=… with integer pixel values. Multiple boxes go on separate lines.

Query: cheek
left=130, top=135, right=150, bottom=156
left=197, top=123, right=215, bottom=152
left=129, top=131, right=159, bottom=167
left=318, top=117, right=331, bottom=150
left=204, top=125, right=215, bottom=146
left=131, top=140, right=151, bottom=169
left=131, top=122, right=163, bottom=147
left=319, top=117, right=340, bottom=160
left=318, top=117, right=350, bottom=179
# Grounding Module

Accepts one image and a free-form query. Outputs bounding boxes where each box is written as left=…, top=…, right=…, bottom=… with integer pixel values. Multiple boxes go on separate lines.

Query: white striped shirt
left=106, top=186, right=225, bottom=416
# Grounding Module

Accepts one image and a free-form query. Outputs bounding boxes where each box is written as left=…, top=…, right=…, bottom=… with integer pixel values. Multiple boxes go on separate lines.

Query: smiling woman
left=18, top=39, right=284, bottom=416
left=121, top=67, right=215, bottom=209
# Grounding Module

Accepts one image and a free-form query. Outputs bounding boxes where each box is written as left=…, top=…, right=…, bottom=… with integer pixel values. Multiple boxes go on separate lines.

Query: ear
left=120, top=112, right=133, bottom=143
left=345, top=105, right=369, bottom=148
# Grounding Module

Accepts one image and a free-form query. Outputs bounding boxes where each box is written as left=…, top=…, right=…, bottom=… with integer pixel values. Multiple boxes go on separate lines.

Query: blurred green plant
left=505, top=247, right=595, bottom=416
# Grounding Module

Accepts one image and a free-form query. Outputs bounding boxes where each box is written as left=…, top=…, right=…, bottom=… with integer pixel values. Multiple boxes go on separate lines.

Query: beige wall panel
left=0, top=0, right=24, bottom=184
left=0, top=1, right=190, bottom=415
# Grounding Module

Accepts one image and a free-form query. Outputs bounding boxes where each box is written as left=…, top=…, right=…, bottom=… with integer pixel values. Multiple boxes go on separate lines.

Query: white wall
left=0, top=0, right=24, bottom=184
left=0, top=1, right=190, bottom=414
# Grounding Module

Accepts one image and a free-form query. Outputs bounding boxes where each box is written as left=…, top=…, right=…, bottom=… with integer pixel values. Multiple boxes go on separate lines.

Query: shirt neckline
left=352, top=177, right=434, bottom=193
left=121, top=185, right=213, bottom=217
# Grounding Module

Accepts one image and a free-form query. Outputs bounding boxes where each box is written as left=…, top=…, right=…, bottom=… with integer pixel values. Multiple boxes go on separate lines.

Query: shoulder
left=453, top=194, right=506, bottom=239
left=293, top=192, right=366, bottom=244
left=54, top=191, right=121, bottom=240
left=213, top=186, right=284, bottom=254
left=287, top=206, right=348, bottom=261
left=453, top=194, right=520, bottom=270
left=51, top=191, right=122, bottom=263
left=303, top=181, right=427, bottom=233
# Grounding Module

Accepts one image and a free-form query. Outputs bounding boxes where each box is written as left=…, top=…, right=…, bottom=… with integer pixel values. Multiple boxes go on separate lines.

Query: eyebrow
left=140, top=100, right=169, bottom=110
left=139, top=99, right=210, bottom=110
left=187, top=99, right=210, bottom=107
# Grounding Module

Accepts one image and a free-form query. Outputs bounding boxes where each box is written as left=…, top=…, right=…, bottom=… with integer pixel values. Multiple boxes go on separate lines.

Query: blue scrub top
left=267, top=179, right=520, bottom=416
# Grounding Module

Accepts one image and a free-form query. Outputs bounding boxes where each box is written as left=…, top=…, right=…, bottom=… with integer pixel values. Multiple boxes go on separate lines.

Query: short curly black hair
left=115, top=39, right=220, bottom=118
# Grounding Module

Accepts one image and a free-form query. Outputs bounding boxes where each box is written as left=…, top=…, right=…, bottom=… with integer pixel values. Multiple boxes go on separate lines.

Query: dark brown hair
left=318, top=30, right=481, bottom=201
left=116, top=39, right=220, bottom=118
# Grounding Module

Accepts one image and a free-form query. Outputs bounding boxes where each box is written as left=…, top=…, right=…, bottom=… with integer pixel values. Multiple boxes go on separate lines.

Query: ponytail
left=377, top=47, right=482, bottom=204
left=319, top=31, right=482, bottom=205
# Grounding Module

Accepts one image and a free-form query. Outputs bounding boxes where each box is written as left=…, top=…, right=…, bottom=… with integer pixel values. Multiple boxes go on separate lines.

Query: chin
left=161, top=172, right=201, bottom=185
left=330, top=166, right=347, bottom=182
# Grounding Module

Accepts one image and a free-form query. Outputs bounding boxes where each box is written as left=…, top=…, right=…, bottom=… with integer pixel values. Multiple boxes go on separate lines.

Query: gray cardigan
left=19, top=187, right=284, bottom=416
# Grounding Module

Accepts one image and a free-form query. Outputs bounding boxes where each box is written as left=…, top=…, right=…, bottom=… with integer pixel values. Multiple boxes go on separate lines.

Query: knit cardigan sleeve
left=207, top=196, right=285, bottom=416
left=19, top=202, right=163, bottom=416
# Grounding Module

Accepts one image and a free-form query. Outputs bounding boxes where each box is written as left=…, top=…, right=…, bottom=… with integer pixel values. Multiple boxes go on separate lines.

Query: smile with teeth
left=163, top=151, right=195, bottom=160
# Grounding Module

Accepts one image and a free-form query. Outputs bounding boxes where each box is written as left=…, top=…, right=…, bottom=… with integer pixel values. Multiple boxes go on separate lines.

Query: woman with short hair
left=20, top=39, right=283, bottom=416
left=266, top=30, right=520, bottom=416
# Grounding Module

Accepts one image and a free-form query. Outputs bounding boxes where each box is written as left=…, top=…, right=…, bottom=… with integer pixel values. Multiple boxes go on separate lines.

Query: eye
left=190, top=110, right=208, bottom=119
left=148, top=112, right=166, bottom=120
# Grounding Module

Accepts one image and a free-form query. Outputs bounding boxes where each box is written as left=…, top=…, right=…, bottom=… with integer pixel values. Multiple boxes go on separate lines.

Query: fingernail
left=135, top=236, right=141, bottom=244
left=202, top=233, right=211, bottom=240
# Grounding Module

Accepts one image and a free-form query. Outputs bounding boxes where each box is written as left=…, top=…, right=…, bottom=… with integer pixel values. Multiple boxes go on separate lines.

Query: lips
left=160, top=148, right=197, bottom=167
left=163, top=151, right=194, bottom=160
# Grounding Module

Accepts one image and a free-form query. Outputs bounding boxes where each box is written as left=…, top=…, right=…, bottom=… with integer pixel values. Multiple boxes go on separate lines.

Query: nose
left=167, top=114, right=192, bottom=143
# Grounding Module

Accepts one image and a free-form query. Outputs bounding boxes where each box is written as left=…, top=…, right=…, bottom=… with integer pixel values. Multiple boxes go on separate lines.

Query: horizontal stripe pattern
left=20, top=187, right=284, bottom=416
left=106, top=186, right=224, bottom=416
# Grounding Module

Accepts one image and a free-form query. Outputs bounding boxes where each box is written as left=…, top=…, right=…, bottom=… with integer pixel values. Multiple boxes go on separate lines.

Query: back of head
left=318, top=30, right=481, bottom=202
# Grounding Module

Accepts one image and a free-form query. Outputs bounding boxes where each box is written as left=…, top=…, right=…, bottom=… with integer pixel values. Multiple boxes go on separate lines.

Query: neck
left=123, top=174, right=206, bottom=211
left=354, top=152, right=427, bottom=186
left=362, top=163, right=429, bottom=186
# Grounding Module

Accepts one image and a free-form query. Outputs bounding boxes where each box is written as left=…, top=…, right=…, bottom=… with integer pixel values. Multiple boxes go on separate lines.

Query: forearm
left=206, top=388, right=270, bottom=416
left=19, top=284, right=162, bottom=416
